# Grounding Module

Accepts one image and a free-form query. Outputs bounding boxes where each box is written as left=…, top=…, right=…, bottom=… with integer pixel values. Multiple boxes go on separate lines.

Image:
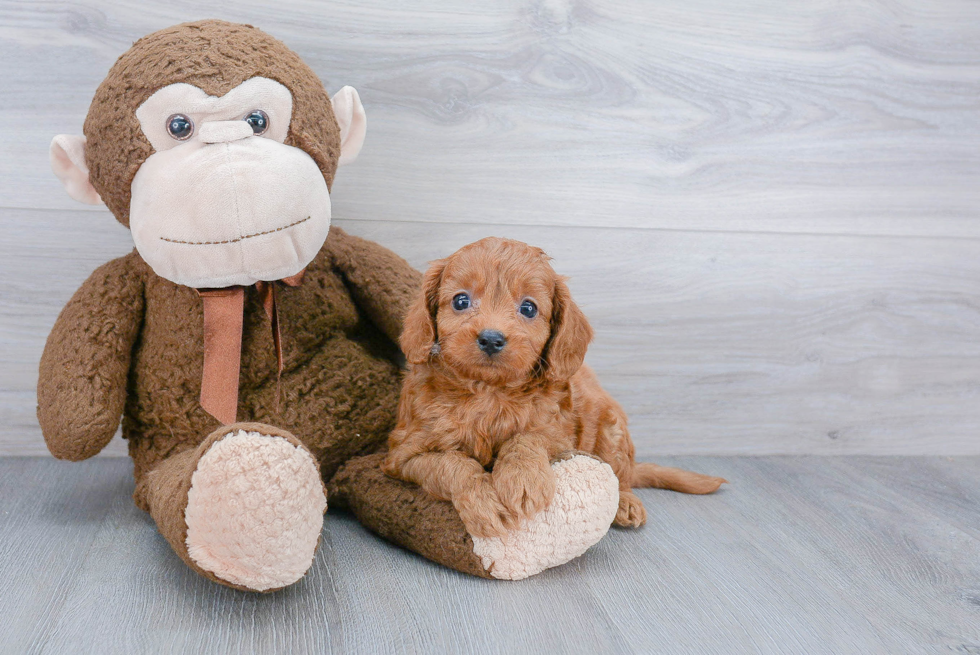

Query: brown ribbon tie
left=197, top=271, right=305, bottom=425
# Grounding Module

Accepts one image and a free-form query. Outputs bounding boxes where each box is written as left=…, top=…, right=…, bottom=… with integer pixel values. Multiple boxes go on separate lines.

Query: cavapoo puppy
left=383, top=237, right=726, bottom=538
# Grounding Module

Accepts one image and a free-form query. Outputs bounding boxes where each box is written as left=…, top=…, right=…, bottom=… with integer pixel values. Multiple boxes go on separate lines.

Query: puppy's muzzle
left=477, top=329, right=507, bottom=356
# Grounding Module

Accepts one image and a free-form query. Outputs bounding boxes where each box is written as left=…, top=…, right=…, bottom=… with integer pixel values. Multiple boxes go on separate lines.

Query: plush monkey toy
left=41, top=20, right=620, bottom=590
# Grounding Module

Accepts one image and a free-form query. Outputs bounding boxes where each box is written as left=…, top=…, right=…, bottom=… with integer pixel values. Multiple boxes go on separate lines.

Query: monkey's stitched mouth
left=160, top=216, right=311, bottom=245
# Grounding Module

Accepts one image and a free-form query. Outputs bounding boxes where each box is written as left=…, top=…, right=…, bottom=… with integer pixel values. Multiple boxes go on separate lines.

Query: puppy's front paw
left=454, top=477, right=517, bottom=539
left=492, top=459, right=556, bottom=522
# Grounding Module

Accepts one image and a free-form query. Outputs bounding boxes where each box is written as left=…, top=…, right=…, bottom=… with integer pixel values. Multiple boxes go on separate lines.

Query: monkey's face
left=49, top=20, right=367, bottom=290
left=129, top=78, right=330, bottom=288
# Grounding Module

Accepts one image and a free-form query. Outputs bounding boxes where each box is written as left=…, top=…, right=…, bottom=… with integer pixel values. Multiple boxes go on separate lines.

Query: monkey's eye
left=166, top=114, right=194, bottom=140
left=519, top=300, right=538, bottom=319
left=243, top=110, right=270, bottom=135
left=452, top=293, right=471, bottom=311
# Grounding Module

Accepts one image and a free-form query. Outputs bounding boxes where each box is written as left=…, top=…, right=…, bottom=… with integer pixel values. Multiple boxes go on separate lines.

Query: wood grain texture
left=1, top=0, right=979, bottom=236
left=0, top=456, right=977, bottom=654
left=1, top=1, right=979, bottom=455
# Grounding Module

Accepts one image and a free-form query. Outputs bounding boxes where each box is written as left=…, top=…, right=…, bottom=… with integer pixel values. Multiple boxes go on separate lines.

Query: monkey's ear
left=50, top=135, right=103, bottom=205
left=330, top=86, right=367, bottom=166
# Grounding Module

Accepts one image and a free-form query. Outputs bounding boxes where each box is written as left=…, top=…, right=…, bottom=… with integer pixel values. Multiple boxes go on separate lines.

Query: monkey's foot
left=471, top=454, right=619, bottom=580
left=184, top=427, right=326, bottom=591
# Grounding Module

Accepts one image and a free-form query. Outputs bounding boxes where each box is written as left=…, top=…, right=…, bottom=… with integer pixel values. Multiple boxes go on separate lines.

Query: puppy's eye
left=452, top=293, right=471, bottom=311
left=519, top=300, right=538, bottom=319
left=166, top=114, right=194, bottom=140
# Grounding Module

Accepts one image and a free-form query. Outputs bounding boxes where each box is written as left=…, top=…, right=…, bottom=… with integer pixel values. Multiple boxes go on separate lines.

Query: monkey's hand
left=37, top=252, right=145, bottom=460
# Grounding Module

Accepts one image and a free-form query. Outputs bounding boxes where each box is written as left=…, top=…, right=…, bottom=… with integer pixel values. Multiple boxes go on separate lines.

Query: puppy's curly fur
left=383, top=238, right=726, bottom=538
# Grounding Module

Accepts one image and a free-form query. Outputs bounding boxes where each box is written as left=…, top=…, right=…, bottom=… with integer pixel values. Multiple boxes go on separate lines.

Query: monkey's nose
left=477, top=330, right=507, bottom=356
left=199, top=121, right=254, bottom=144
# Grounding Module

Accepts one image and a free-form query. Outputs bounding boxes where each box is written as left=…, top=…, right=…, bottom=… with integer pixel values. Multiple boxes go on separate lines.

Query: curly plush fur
left=39, top=227, right=418, bottom=492
left=38, top=226, right=421, bottom=589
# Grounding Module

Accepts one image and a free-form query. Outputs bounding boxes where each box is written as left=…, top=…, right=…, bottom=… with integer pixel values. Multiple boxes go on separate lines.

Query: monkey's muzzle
left=129, top=135, right=331, bottom=288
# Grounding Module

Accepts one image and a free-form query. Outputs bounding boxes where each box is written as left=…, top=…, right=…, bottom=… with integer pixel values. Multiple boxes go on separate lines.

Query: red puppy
left=383, top=238, right=726, bottom=538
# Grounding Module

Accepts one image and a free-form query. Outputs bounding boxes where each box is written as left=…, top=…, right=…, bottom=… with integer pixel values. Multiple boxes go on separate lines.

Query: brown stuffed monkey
left=40, top=20, right=620, bottom=591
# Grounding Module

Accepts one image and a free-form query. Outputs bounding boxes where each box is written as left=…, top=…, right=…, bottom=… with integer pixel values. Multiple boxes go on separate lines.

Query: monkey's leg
left=330, top=452, right=619, bottom=580
left=142, top=422, right=327, bottom=592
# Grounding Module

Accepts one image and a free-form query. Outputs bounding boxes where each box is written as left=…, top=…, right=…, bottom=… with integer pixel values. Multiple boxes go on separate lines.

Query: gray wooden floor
left=1, top=457, right=977, bottom=654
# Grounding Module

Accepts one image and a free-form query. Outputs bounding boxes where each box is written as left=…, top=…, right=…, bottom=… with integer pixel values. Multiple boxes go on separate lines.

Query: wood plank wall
left=1, top=0, right=978, bottom=455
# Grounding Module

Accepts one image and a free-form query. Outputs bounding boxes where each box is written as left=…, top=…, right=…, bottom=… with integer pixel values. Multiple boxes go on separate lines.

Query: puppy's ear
left=541, top=277, right=594, bottom=381
left=401, top=259, right=446, bottom=365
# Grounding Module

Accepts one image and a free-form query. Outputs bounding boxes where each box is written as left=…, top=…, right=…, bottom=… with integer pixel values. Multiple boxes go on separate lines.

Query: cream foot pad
left=472, top=455, right=620, bottom=580
left=184, top=430, right=327, bottom=591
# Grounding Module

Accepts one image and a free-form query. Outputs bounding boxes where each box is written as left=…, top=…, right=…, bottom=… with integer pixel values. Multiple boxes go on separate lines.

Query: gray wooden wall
left=1, top=0, right=978, bottom=456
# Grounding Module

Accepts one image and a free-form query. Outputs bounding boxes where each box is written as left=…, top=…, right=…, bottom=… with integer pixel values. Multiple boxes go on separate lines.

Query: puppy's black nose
left=477, top=329, right=507, bottom=356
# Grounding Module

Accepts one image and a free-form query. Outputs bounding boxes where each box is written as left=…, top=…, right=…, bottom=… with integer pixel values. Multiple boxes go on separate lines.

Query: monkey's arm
left=326, top=226, right=422, bottom=344
left=37, top=253, right=145, bottom=460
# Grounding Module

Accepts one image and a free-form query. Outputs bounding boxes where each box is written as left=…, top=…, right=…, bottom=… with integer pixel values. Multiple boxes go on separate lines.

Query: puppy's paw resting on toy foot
left=491, top=457, right=557, bottom=526
left=183, top=426, right=326, bottom=591
left=471, top=454, right=619, bottom=580
left=454, top=475, right=519, bottom=539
